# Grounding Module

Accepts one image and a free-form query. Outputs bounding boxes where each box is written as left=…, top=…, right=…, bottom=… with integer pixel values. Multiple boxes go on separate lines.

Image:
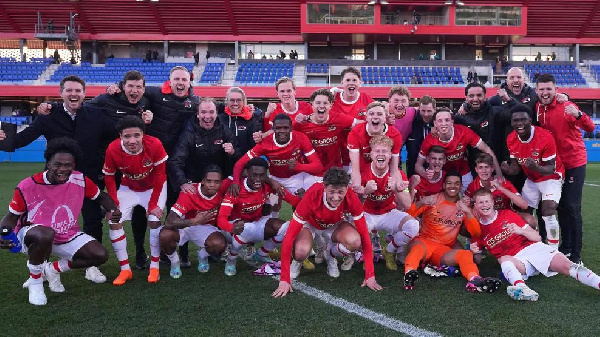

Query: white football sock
left=501, top=261, right=525, bottom=286
left=569, top=264, right=600, bottom=290
left=542, top=215, right=560, bottom=248
left=327, top=242, right=351, bottom=258
left=109, top=228, right=130, bottom=271
left=149, top=226, right=163, bottom=269
left=27, top=261, right=44, bottom=285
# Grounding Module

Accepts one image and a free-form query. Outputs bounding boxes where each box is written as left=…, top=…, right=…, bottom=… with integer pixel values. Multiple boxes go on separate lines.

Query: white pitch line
left=289, top=278, right=442, bottom=337
left=584, top=183, right=600, bottom=187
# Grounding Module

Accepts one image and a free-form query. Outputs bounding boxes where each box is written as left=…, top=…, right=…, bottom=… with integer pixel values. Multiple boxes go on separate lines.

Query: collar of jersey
left=366, top=123, right=387, bottom=137
left=198, top=184, right=216, bottom=200
left=281, top=101, right=299, bottom=115
left=340, top=91, right=360, bottom=105
left=478, top=210, right=498, bottom=225
left=121, top=140, right=144, bottom=155
left=323, top=191, right=340, bottom=211
left=438, top=126, right=455, bottom=143
left=244, top=178, right=259, bottom=192
left=370, top=163, right=389, bottom=179
left=273, top=132, right=293, bottom=148
left=517, top=126, right=535, bottom=144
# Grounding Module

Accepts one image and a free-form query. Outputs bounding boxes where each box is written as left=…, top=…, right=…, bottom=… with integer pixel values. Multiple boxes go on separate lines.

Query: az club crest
left=184, top=99, right=192, bottom=109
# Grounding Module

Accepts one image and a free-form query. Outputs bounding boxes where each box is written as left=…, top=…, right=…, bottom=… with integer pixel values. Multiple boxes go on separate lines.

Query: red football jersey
left=103, top=135, right=168, bottom=192
left=171, top=179, right=232, bottom=225
left=246, top=131, right=317, bottom=178
left=9, top=172, right=100, bottom=215
left=419, top=125, right=482, bottom=176
left=264, top=101, right=313, bottom=130
left=506, top=126, right=564, bottom=182
left=465, top=177, right=519, bottom=210
left=331, top=91, right=374, bottom=121
left=218, top=179, right=299, bottom=232
left=347, top=123, right=402, bottom=171
left=414, top=171, right=445, bottom=201
left=476, top=209, right=536, bottom=258
left=362, top=165, right=408, bottom=215
left=293, top=183, right=364, bottom=230
left=294, top=112, right=355, bottom=176
left=332, top=91, right=375, bottom=166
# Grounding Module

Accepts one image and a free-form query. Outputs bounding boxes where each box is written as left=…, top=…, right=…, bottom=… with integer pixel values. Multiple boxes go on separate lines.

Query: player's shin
left=500, top=261, right=524, bottom=286
left=542, top=215, right=560, bottom=248
left=109, top=227, right=130, bottom=270
left=569, top=264, right=600, bottom=290
left=149, top=226, right=163, bottom=270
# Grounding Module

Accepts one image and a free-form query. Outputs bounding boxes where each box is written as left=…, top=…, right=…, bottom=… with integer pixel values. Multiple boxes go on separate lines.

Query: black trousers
left=558, top=165, right=586, bottom=260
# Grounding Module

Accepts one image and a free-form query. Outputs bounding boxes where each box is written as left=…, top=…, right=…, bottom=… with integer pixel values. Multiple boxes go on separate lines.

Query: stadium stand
left=590, top=65, right=600, bottom=83
left=524, top=63, right=586, bottom=86
left=361, top=66, right=463, bottom=86
left=199, top=63, right=225, bottom=85
left=48, top=58, right=194, bottom=84
left=0, top=58, right=53, bottom=83
left=235, top=62, right=294, bottom=85
left=306, top=63, right=328, bottom=74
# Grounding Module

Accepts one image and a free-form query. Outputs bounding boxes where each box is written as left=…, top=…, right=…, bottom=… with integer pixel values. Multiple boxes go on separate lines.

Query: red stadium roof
left=0, top=0, right=598, bottom=43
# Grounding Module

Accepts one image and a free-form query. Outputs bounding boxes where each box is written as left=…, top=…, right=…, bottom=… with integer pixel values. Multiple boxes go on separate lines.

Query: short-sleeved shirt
left=264, top=101, right=313, bottom=130
left=414, top=171, right=445, bottom=201
left=418, top=125, right=482, bottom=176
left=102, top=135, right=168, bottom=192
left=477, top=209, right=536, bottom=258
left=293, top=183, right=364, bottom=230
left=331, top=92, right=374, bottom=121
left=247, top=131, right=316, bottom=178
left=171, top=179, right=232, bottom=225
left=465, top=177, right=519, bottom=210
left=348, top=123, right=402, bottom=171
left=294, top=112, right=355, bottom=176
left=506, top=126, right=564, bottom=182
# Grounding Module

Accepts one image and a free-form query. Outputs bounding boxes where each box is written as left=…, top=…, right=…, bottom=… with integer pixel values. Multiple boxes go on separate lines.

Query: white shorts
left=461, top=172, right=473, bottom=194
left=521, top=178, right=562, bottom=208
left=271, top=173, right=306, bottom=194
left=303, top=174, right=323, bottom=191
left=18, top=225, right=95, bottom=260
left=364, top=209, right=411, bottom=233
left=178, top=224, right=220, bottom=247
left=304, top=224, right=337, bottom=243
left=234, top=216, right=272, bottom=244
left=343, top=166, right=351, bottom=174
left=514, top=241, right=559, bottom=279
left=116, top=183, right=167, bottom=222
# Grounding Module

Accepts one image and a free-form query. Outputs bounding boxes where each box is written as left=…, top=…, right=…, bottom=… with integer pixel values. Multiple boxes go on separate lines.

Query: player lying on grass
left=218, top=157, right=300, bottom=276
left=0, top=138, right=121, bottom=306
left=160, top=165, right=230, bottom=278
left=464, top=152, right=536, bottom=227
left=102, top=116, right=168, bottom=285
left=470, top=188, right=600, bottom=301
left=272, top=167, right=383, bottom=298
left=355, top=135, right=419, bottom=271
left=404, top=171, right=501, bottom=293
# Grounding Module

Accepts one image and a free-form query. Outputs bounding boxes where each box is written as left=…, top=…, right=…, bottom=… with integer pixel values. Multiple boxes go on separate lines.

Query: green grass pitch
left=0, top=162, right=599, bottom=336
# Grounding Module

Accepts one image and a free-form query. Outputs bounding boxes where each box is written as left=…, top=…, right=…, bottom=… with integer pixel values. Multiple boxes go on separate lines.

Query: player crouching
left=217, top=157, right=300, bottom=276
left=160, top=165, right=229, bottom=278
left=272, top=168, right=383, bottom=298
left=471, top=188, right=600, bottom=301
left=357, top=135, right=419, bottom=271
left=0, top=138, right=121, bottom=305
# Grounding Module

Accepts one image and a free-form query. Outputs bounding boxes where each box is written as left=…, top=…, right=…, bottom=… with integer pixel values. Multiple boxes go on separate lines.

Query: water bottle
left=1, top=226, right=21, bottom=253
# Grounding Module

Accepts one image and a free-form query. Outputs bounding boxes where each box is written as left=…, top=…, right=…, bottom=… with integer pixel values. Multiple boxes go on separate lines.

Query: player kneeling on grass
left=403, top=172, right=501, bottom=293
left=160, top=165, right=229, bottom=278
left=471, top=188, right=600, bottom=301
left=272, top=168, right=383, bottom=298
left=0, top=138, right=121, bottom=306
left=409, top=146, right=446, bottom=202
left=218, top=157, right=300, bottom=276
left=355, top=135, right=418, bottom=271
left=102, top=116, right=168, bottom=285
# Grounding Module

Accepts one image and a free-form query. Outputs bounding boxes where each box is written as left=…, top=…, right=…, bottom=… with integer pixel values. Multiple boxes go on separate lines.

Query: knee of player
left=345, top=234, right=362, bottom=252
left=205, top=233, right=227, bottom=255
left=25, top=226, right=55, bottom=246
left=402, top=218, right=420, bottom=237
left=94, top=246, right=109, bottom=264
left=293, top=244, right=312, bottom=261
left=540, top=201, right=558, bottom=216
left=159, top=228, right=177, bottom=243
left=455, top=249, right=474, bottom=261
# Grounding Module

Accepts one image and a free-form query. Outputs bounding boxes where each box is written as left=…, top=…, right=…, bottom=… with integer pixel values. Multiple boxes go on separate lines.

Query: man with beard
left=405, top=95, right=435, bottom=177
left=454, top=82, right=507, bottom=165
left=535, top=74, right=594, bottom=264
left=0, top=75, right=115, bottom=283
left=489, top=67, right=539, bottom=113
